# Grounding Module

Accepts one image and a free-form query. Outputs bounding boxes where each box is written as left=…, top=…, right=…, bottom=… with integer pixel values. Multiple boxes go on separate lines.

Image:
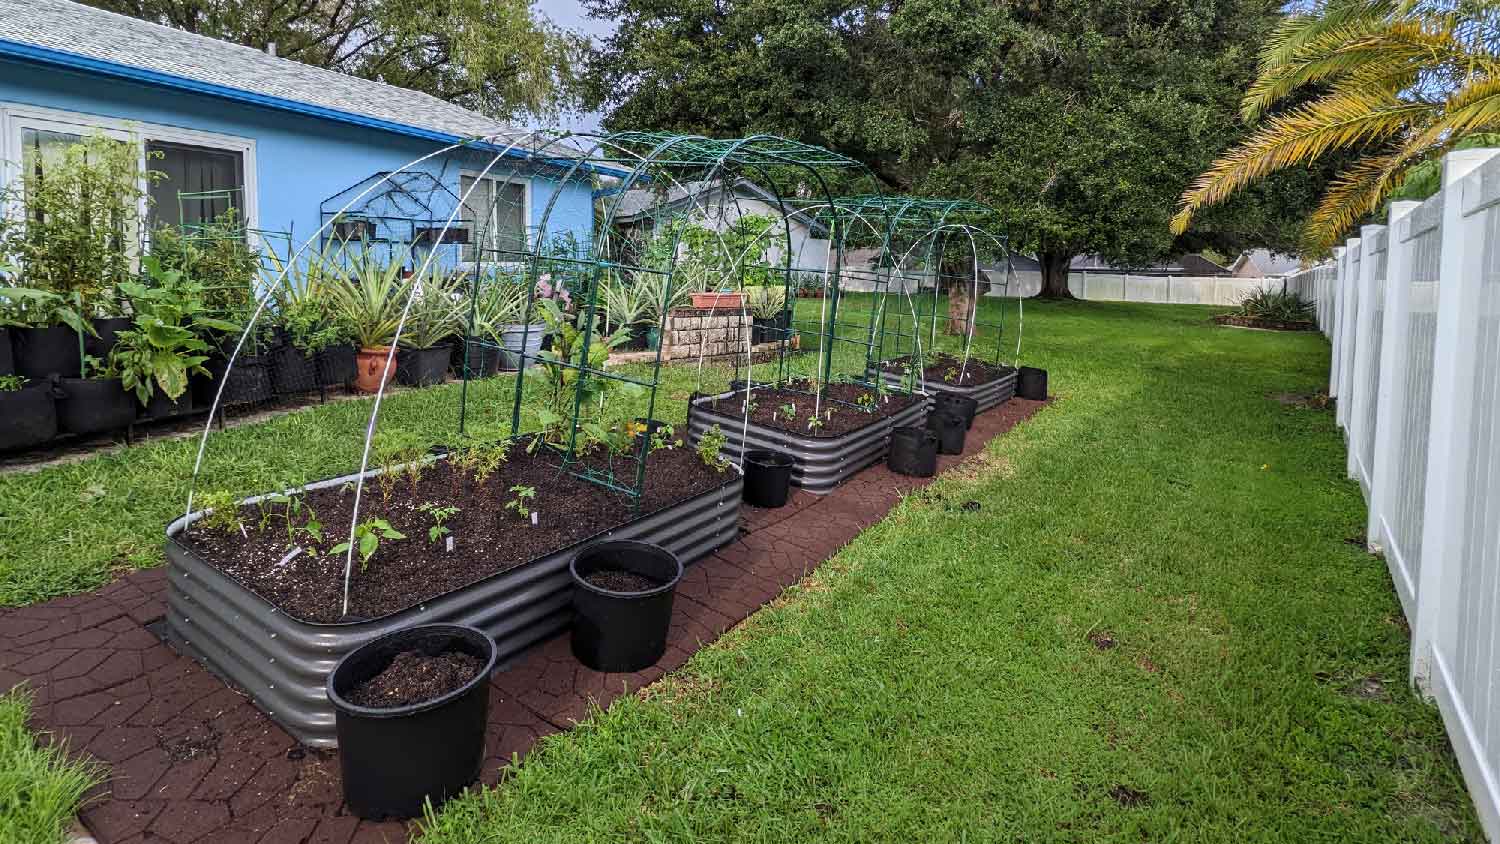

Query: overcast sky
left=539, top=0, right=616, bottom=132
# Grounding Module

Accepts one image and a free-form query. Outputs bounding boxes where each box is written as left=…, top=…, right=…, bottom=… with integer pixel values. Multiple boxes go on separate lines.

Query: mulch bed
left=879, top=352, right=1015, bottom=388
left=1, top=397, right=1048, bottom=844
left=1212, top=314, right=1317, bottom=332
left=705, top=380, right=921, bottom=438
left=345, top=650, right=484, bottom=709
left=178, top=446, right=730, bottom=623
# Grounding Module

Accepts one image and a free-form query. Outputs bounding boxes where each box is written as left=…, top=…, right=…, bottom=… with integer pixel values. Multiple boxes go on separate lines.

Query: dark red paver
left=2, top=398, right=1047, bottom=843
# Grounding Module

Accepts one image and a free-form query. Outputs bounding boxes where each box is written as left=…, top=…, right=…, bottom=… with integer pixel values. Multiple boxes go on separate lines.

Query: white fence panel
left=1326, top=148, right=1500, bottom=840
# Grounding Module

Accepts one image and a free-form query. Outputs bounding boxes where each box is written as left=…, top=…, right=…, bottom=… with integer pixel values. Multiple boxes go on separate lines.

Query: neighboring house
left=1069, top=253, right=1231, bottom=277
left=0, top=0, right=598, bottom=266
left=613, top=178, right=836, bottom=275
left=1228, top=249, right=1302, bottom=278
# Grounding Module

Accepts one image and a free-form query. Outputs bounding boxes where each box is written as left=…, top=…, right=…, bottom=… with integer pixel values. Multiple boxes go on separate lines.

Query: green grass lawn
left=0, top=688, right=102, bottom=843
left=0, top=298, right=1481, bottom=841
left=412, top=300, right=1482, bottom=842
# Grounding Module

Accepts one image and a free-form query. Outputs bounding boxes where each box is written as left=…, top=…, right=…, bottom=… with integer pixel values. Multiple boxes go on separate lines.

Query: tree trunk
left=946, top=272, right=974, bottom=335
left=1038, top=251, right=1076, bottom=299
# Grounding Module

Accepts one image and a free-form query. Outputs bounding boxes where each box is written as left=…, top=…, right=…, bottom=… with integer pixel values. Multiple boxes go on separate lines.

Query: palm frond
left=1173, top=90, right=1431, bottom=234
left=1301, top=147, right=1414, bottom=252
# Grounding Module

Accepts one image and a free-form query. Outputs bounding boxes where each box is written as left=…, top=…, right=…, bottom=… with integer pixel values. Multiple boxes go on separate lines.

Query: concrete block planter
left=164, top=466, right=743, bottom=747
left=688, top=389, right=929, bottom=495
left=866, top=363, right=1017, bottom=414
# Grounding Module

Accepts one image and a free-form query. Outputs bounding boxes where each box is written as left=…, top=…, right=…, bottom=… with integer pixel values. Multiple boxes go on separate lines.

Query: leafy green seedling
left=506, top=485, right=537, bottom=521
left=330, top=518, right=406, bottom=571
left=418, top=502, right=461, bottom=544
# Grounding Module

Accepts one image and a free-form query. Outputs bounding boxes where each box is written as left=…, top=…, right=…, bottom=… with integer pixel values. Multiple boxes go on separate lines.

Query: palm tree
left=1171, top=0, right=1500, bottom=253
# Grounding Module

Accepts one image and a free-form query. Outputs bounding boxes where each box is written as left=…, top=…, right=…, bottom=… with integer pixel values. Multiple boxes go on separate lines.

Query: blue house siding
left=0, top=56, right=595, bottom=261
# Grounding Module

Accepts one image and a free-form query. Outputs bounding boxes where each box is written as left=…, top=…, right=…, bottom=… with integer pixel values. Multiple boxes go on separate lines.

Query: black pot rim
left=892, top=425, right=938, bottom=444
left=569, top=539, right=683, bottom=599
left=745, top=449, right=794, bottom=469
left=325, top=623, right=497, bottom=720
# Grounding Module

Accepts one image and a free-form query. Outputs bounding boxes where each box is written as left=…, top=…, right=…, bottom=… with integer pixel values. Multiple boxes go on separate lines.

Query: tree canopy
left=88, top=0, right=584, bottom=122
left=585, top=0, right=1326, bottom=295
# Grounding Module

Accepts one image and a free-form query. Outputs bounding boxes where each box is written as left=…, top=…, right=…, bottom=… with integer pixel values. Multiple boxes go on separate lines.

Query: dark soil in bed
left=704, top=379, right=921, bottom=438
left=345, top=649, right=484, bottom=708
left=880, top=352, right=1015, bottom=388
left=178, top=446, right=732, bottom=623
left=583, top=569, right=664, bottom=592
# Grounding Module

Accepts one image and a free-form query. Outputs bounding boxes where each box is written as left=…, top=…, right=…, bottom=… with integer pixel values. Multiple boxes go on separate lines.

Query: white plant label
left=446, top=536, right=455, bottom=553
left=531, top=511, right=539, bottom=526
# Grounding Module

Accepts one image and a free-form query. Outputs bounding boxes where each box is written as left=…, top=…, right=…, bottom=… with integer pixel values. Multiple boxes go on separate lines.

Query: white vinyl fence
left=996, top=270, right=1285, bottom=304
left=1320, top=148, right=1500, bottom=840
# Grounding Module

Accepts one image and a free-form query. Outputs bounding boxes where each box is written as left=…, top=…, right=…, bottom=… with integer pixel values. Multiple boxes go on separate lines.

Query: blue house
left=0, top=0, right=597, bottom=266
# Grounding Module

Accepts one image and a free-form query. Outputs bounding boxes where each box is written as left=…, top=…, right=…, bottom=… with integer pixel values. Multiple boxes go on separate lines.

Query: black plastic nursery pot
left=1019, top=366, right=1048, bottom=400
left=84, top=317, right=133, bottom=361
left=269, top=342, right=319, bottom=395
left=0, top=382, right=61, bottom=451
left=888, top=426, right=939, bottom=477
left=326, top=623, right=496, bottom=821
left=397, top=344, right=451, bottom=387
left=0, top=327, right=13, bottom=376
left=315, top=344, right=358, bottom=389
left=743, top=449, right=795, bottom=508
left=926, top=409, right=967, bottom=455
left=13, top=326, right=82, bottom=379
left=57, top=377, right=136, bottom=435
left=454, top=338, right=501, bottom=379
left=570, top=540, right=684, bottom=673
left=933, top=391, right=978, bottom=431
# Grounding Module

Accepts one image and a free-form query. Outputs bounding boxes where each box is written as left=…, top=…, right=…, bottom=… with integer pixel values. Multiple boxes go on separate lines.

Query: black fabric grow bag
left=327, top=624, right=495, bottom=820
left=140, top=390, right=193, bottom=421
left=315, top=345, right=357, bottom=389
left=0, top=327, right=14, bottom=377
left=13, top=326, right=82, bottom=379
left=396, top=345, right=451, bottom=387
left=269, top=342, right=319, bottom=395
left=1019, top=366, right=1048, bottom=400
left=743, top=449, right=794, bottom=508
left=0, top=381, right=61, bottom=451
left=570, top=540, right=683, bottom=673
left=198, top=355, right=274, bottom=406
left=888, top=426, right=939, bottom=477
left=934, top=391, right=978, bottom=430
left=85, top=317, right=133, bottom=361
left=453, top=338, right=501, bottom=379
left=57, top=377, right=136, bottom=435
left=926, top=409, right=967, bottom=455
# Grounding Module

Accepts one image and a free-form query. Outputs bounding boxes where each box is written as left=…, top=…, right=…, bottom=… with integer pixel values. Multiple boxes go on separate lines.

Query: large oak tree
left=585, top=0, right=1328, bottom=296
left=87, top=0, right=584, bottom=121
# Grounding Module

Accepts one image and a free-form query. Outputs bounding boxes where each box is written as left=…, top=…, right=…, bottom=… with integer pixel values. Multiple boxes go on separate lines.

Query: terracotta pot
left=691, top=292, right=746, bottom=309
left=354, top=347, right=398, bottom=393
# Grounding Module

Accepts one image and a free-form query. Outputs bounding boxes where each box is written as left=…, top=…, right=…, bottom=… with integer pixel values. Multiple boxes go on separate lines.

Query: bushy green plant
left=149, top=209, right=260, bottom=319
left=601, top=272, right=653, bottom=331
left=1233, top=289, right=1314, bottom=323
left=263, top=242, right=355, bottom=354
left=326, top=252, right=415, bottom=349
left=0, top=133, right=156, bottom=309
left=696, top=424, right=728, bottom=471
left=399, top=267, right=465, bottom=349
left=330, top=518, right=406, bottom=571
left=109, top=259, right=237, bottom=404
left=749, top=285, right=787, bottom=320
left=0, top=375, right=25, bottom=392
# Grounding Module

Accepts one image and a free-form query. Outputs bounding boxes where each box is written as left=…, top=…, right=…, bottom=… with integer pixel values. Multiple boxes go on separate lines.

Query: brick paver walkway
left=1, top=398, right=1045, bottom=843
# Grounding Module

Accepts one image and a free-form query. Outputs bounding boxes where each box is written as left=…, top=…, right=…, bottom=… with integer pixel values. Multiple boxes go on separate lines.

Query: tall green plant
left=0, top=133, right=156, bottom=310
left=109, top=258, right=237, bottom=403
left=399, top=268, right=465, bottom=349
left=326, top=252, right=415, bottom=349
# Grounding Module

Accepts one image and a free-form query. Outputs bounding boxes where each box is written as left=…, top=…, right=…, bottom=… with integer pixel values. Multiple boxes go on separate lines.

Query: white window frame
left=0, top=101, right=259, bottom=235
left=459, top=169, right=531, bottom=267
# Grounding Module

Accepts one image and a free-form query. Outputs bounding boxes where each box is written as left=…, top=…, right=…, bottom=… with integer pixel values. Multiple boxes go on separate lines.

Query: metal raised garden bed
left=164, top=467, right=743, bottom=747
left=866, top=363, right=1017, bottom=414
left=687, top=389, right=930, bottom=495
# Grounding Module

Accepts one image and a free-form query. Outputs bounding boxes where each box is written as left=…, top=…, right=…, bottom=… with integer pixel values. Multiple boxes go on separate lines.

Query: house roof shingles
left=0, top=0, right=512, bottom=142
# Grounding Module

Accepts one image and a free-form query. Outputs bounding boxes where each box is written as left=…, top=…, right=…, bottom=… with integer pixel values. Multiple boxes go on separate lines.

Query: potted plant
left=57, top=354, right=137, bottom=435
left=636, top=273, right=691, bottom=351
left=457, top=274, right=523, bottom=378
left=0, top=374, right=62, bottom=451
left=691, top=290, right=746, bottom=309
left=749, top=286, right=789, bottom=345
left=325, top=623, right=496, bottom=820
left=327, top=253, right=415, bottom=393
left=489, top=273, right=559, bottom=370
left=570, top=540, right=683, bottom=672
left=601, top=274, right=652, bottom=350
left=109, top=261, right=231, bottom=418
left=0, top=287, right=93, bottom=379
left=264, top=247, right=355, bottom=395
left=396, top=268, right=463, bottom=387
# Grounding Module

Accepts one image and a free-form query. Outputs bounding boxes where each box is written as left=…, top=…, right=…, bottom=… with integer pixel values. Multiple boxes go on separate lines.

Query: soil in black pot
left=181, top=445, right=734, bottom=623
left=711, top=380, right=921, bottom=438
left=345, top=649, right=484, bottom=708
left=880, top=352, right=1014, bottom=388
left=583, top=568, right=664, bottom=592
